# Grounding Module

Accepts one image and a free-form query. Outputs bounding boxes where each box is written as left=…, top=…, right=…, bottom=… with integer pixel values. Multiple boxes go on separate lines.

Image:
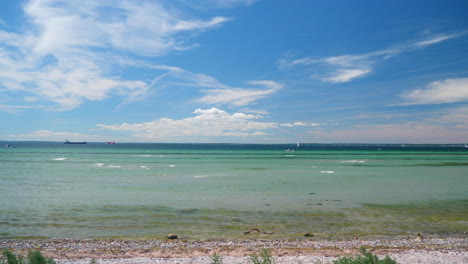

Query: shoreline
left=1, top=237, right=467, bottom=263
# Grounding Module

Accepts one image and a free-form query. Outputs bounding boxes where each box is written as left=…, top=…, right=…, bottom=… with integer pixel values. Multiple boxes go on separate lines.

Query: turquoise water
left=0, top=142, right=467, bottom=239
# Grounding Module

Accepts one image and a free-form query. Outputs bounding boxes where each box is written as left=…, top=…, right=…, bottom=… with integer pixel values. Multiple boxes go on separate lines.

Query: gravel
left=1, top=237, right=466, bottom=264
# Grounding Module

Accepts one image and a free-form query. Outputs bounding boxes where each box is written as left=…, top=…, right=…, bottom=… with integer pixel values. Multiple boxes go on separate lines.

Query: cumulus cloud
left=278, top=33, right=464, bottom=84
left=401, top=78, right=468, bottom=105
left=0, top=0, right=230, bottom=111
left=96, top=107, right=277, bottom=140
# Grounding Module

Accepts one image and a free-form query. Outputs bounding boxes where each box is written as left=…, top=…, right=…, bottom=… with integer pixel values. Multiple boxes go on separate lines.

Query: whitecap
left=320, top=171, right=335, bottom=174
left=95, top=163, right=105, bottom=167
left=52, top=157, right=67, bottom=161
left=341, top=160, right=366, bottom=163
left=108, top=165, right=121, bottom=168
left=140, top=166, right=149, bottom=170
left=169, top=165, right=176, bottom=167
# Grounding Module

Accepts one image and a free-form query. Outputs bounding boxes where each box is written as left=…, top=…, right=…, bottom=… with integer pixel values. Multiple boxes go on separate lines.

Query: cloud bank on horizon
left=1, top=0, right=467, bottom=143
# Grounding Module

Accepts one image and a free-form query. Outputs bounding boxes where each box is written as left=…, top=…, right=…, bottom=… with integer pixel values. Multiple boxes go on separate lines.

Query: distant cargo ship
left=64, top=140, right=86, bottom=144
left=106, top=141, right=116, bottom=144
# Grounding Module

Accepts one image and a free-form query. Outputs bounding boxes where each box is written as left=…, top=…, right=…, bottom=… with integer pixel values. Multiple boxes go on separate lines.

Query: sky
left=1, top=0, right=468, bottom=144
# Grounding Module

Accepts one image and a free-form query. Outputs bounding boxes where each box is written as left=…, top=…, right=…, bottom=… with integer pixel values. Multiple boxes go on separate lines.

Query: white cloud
left=7, top=129, right=104, bottom=141
left=178, top=0, right=257, bottom=9
left=401, top=78, right=468, bottom=105
left=279, top=33, right=464, bottom=84
left=322, top=68, right=371, bottom=83
left=23, top=0, right=229, bottom=56
left=280, top=122, right=321, bottom=127
left=197, top=80, right=282, bottom=106
left=413, top=33, right=463, bottom=47
left=96, top=107, right=277, bottom=140
left=248, top=80, right=284, bottom=90
left=429, top=106, right=468, bottom=129
left=310, top=122, right=468, bottom=143
left=0, top=0, right=231, bottom=111
left=307, top=105, right=468, bottom=143
left=0, top=103, right=40, bottom=114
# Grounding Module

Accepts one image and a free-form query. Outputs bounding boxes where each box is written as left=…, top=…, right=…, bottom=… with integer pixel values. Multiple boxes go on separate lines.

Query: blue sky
left=1, top=0, right=468, bottom=143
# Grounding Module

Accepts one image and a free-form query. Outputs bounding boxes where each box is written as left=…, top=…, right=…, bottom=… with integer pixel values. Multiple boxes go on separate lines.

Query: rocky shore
left=1, top=237, right=467, bottom=263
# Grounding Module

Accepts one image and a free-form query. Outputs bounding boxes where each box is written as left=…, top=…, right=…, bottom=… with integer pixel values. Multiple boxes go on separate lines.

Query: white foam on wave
left=95, top=163, right=105, bottom=167
left=169, top=165, right=176, bottom=167
left=140, top=166, right=149, bottom=170
left=136, top=155, right=151, bottom=157
left=320, top=171, right=335, bottom=174
left=341, top=160, right=366, bottom=163
left=52, top=157, right=67, bottom=161
left=194, top=175, right=208, bottom=178
left=108, top=165, right=122, bottom=168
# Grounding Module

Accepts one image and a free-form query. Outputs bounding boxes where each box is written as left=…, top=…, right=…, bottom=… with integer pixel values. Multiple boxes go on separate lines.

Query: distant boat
left=64, top=140, right=86, bottom=144
left=2, top=144, right=12, bottom=148
left=297, top=142, right=300, bottom=147
left=106, top=141, right=116, bottom=144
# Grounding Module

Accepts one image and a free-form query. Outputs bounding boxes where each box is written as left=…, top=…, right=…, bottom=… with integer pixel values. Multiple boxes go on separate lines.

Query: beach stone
left=167, top=234, right=178, bottom=239
left=304, top=232, right=314, bottom=237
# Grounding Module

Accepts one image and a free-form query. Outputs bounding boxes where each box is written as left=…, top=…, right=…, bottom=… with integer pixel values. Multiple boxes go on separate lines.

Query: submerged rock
left=167, top=234, right=178, bottom=239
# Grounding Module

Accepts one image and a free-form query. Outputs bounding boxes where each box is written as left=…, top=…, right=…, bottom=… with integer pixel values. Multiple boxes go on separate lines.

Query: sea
left=0, top=141, right=467, bottom=240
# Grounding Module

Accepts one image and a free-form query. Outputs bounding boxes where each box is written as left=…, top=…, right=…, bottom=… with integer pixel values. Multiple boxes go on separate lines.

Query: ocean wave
left=341, top=160, right=366, bottom=163
left=320, top=171, right=335, bottom=174
left=52, top=157, right=67, bottom=161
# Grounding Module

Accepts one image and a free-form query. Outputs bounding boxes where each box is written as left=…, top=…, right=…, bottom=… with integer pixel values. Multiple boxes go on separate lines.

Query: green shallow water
left=0, top=142, right=467, bottom=239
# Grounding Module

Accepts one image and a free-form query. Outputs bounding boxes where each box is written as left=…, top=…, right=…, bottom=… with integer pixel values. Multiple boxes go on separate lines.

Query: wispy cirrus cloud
left=132, top=64, right=283, bottom=107
left=0, top=0, right=231, bottom=111
left=177, top=0, right=257, bottom=9
left=197, top=80, right=283, bottom=106
left=400, top=78, right=468, bottom=105
left=278, top=33, right=465, bottom=83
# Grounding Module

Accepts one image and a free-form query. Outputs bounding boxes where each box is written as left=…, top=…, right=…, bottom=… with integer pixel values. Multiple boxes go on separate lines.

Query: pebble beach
left=1, top=237, right=467, bottom=264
